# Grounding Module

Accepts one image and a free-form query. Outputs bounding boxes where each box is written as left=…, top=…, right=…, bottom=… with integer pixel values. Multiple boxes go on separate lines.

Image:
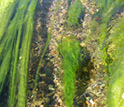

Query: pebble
left=32, top=90, right=37, bottom=95
left=48, top=84, right=54, bottom=88
left=35, top=101, right=42, bottom=106
left=40, top=105, right=44, bottom=107
left=46, top=92, right=54, bottom=97
left=49, top=87, right=55, bottom=91
left=80, top=41, right=86, bottom=47
left=54, top=68, right=58, bottom=72
left=51, top=50, right=56, bottom=55
left=54, top=64, right=58, bottom=67
left=39, top=73, right=46, bottom=77
left=56, top=35, right=63, bottom=42
left=54, top=103, right=58, bottom=107
left=44, top=65, right=53, bottom=76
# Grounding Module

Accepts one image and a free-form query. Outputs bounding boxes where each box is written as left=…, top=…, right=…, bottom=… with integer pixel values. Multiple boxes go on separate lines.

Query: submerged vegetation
left=58, top=37, right=81, bottom=107
left=67, top=0, right=85, bottom=26
left=87, top=0, right=124, bottom=106
left=0, top=0, right=38, bottom=106
left=107, top=16, right=124, bottom=107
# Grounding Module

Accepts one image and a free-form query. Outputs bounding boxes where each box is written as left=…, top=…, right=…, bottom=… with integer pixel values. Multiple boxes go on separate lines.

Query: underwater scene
left=0, top=0, right=124, bottom=107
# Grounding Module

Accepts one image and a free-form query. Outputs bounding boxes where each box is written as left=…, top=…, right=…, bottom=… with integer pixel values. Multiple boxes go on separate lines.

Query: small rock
left=54, top=103, right=58, bottom=107
left=56, top=35, right=63, bottom=42
left=34, top=47, right=39, bottom=51
left=44, top=66, right=53, bottom=76
left=46, top=92, right=54, bottom=97
left=49, top=87, right=55, bottom=91
left=54, top=68, right=58, bottom=72
left=80, top=41, right=86, bottom=47
left=51, top=50, right=56, bottom=56
left=35, top=101, right=42, bottom=106
left=39, top=73, right=46, bottom=77
left=48, top=85, right=55, bottom=91
left=54, top=64, right=58, bottom=67
left=48, top=84, right=54, bottom=88
left=40, top=105, right=44, bottom=107
left=32, top=90, right=37, bottom=95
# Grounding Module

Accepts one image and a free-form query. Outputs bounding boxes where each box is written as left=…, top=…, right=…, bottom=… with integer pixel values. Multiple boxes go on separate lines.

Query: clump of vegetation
left=87, top=0, right=124, bottom=106
left=58, top=36, right=81, bottom=107
left=106, top=16, right=124, bottom=107
left=0, top=0, right=17, bottom=94
left=0, top=0, right=17, bottom=40
left=91, top=0, right=124, bottom=66
left=67, top=0, right=85, bottom=26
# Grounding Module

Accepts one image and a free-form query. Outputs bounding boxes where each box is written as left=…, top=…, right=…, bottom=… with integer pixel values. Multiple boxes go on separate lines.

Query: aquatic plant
left=87, top=0, right=124, bottom=66
left=0, top=0, right=18, bottom=95
left=99, top=1, right=124, bottom=66
left=67, top=0, right=85, bottom=26
left=16, top=1, right=38, bottom=107
left=106, top=16, right=124, bottom=107
left=0, top=0, right=38, bottom=106
left=58, top=36, right=81, bottom=107
left=7, top=0, right=32, bottom=106
left=0, top=0, right=17, bottom=41
left=107, top=59, right=124, bottom=107
left=86, top=0, right=124, bottom=106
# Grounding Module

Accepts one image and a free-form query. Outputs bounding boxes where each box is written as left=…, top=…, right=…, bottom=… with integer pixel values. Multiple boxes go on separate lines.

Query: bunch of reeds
left=0, top=0, right=38, bottom=106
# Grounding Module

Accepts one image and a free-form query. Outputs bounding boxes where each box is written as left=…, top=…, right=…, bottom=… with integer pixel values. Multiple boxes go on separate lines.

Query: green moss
left=107, top=57, right=124, bottom=107
left=107, top=55, right=124, bottom=107
left=67, top=0, right=85, bottom=26
left=98, top=5, right=124, bottom=107
left=105, top=16, right=124, bottom=107
left=58, top=36, right=81, bottom=107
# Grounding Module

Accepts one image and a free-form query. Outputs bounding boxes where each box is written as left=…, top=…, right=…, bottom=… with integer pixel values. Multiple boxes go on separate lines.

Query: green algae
left=107, top=58, right=124, bottom=107
left=58, top=36, right=81, bottom=107
left=16, top=1, right=38, bottom=107
left=67, top=0, right=85, bottom=26
left=93, top=0, right=124, bottom=66
left=86, top=1, right=124, bottom=106
left=0, top=0, right=17, bottom=41
left=9, top=0, right=38, bottom=107
left=106, top=16, right=124, bottom=107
